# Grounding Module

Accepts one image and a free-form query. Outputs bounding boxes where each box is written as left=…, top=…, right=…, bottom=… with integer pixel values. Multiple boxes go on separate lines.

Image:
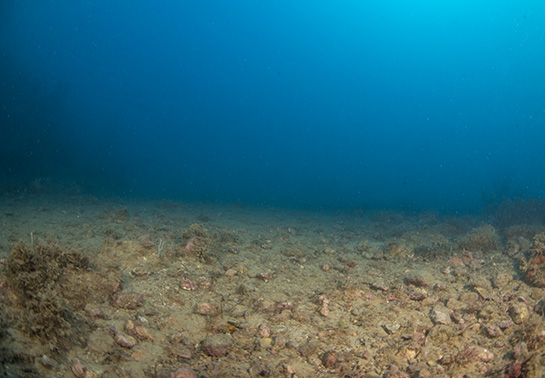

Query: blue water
left=1, top=1, right=544, bottom=212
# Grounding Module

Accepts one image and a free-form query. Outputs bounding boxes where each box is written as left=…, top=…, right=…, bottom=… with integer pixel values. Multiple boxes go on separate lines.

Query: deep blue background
left=1, top=1, right=545, bottom=212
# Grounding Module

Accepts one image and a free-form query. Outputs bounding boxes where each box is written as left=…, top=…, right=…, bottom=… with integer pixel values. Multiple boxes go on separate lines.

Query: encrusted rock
left=200, top=334, right=234, bottom=357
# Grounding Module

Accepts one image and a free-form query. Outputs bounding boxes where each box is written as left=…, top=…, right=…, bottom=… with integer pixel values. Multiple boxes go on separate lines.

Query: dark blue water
left=2, top=1, right=544, bottom=212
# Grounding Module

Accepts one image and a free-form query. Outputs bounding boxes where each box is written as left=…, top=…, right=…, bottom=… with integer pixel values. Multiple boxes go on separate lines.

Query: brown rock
left=406, top=275, right=430, bottom=287
left=115, top=333, right=137, bottom=348
left=200, top=334, right=234, bottom=357
left=321, top=350, right=337, bottom=368
left=485, top=325, right=502, bottom=338
left=169, top=364, right=198, bottom=378
left=84, top=304, right=105, bottom=319
left=509, top=303, right=529, bottom=324
left=170, top=344, right=192, bottom=359
left=430, top=306, right=452, bottom=325
left=195, top=302, right=220, bottom=316
left=71, top=359, right=87, bottom=378
left=111, top=292, right=144, bottom=310
left=259, top=324, right=271, bottom=338
left=125, top=320, right=153, bottom=341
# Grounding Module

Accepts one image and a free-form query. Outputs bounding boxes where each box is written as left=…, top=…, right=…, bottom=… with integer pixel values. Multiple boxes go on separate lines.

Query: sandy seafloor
left=2, top=191, right=545, bottom=378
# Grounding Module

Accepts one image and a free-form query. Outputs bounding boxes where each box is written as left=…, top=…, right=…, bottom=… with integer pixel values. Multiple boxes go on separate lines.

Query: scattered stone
left=318, top=295, right=330, bottom=316
left=84, top=304, right=105, bottom=319
left=259, top=324, right=271, bottom=338
left=168, top=364, right=198, bottom=378
left=370, top=280, right=389, bottom=291
left=430, top=307, right=452, bottom=325
left=180, top=279, right=197, bottom=291
left=535, top=298, right=545, bottom=316
left=409, top=288, right=428, bottom=301
left=170, top=344, right=192, bottom=360
left=476, top=348, right=495, bottom=362
left=446, top=297, right=465, bottom=311
left=406, top=275, right=430, bottom=287
left=40, top=354, right=58, bottom=369
left=321, top=350, right=337, bottom=368
left=259, top=337, right=273, bottom=349
left=195, top=302, right=220, bottom=316
left=87, top=329, right=114, bottom=354
left=492, top=273, right=511, bottom=288
left=115, top=333, right=137, bottom=348
left=413, top=332, right=426, bottom=344
left=224, top=268, right=238, bottom=277
left=459, top=292, right=479, bottom=305
left=382, top=322, right=401, bottom=335
left=125, top=320, right=153, bottom=341
left=485, top=325, right=502, bottom=338
left=498, top=320, right=513, bottom=329
left=509, top=303, right=529, bottom=324
left=478, top=304, right=495, bottom=320
left=71, top=359, right=87, bottom=378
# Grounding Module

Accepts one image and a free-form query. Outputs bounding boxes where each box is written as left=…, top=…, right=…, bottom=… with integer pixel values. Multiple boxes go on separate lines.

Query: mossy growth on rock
left=181, top=224, right=212, bottom=262
left=521, top=233, right=545, bottom=287
left=4, top=242, right=90, bottom=350
left=458, top=224, right=501, bottom=253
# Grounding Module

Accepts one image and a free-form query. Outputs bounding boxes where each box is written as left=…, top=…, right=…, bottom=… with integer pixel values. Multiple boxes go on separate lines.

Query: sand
left=1, top=191, right=545, bottom=377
